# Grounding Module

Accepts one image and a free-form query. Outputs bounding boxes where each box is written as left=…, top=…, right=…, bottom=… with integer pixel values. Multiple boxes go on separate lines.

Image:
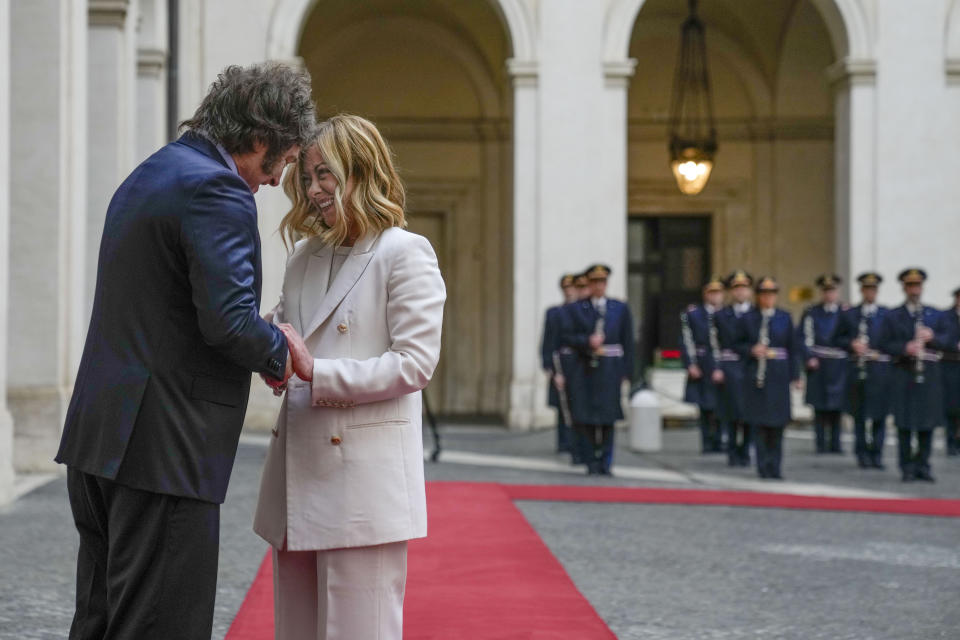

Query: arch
left=628, top=18, right=774, bottom=119
left=299, top=15, right=503, bottom=118
left=266, top=0, right=536, bottom=63
left=604, top=0, right=873, bottom=64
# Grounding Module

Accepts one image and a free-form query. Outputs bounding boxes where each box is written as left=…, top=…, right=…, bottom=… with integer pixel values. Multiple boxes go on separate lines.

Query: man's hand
left=792, top=379, right=804, bottom=390
left=711, top=369, right=725, bottom=384
left=553, top=373, right=566, bottom=390
left=806, top=357, right=820, bottom=371
left=687, top=364, right=702, bottom=380
left=851, top=339, right=868, bottom=356
left=589, top=333, right=604, bottom=350
left=277, top=323, right=313, bottom=381
left=916, top=326, right=934, bottom=343
left=905, top=340, right=923, bottom=357
left=751, top=343, right=767, bottom=359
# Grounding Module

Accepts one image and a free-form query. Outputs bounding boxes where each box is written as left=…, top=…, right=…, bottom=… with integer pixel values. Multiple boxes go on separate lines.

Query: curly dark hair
left=180, top=63, right=316, bottom=168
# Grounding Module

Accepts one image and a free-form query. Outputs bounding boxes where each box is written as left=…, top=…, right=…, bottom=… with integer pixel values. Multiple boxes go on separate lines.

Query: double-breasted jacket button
left=337, top=323, right=348, bottom=334
left=330, top=435, right=342, bottom=445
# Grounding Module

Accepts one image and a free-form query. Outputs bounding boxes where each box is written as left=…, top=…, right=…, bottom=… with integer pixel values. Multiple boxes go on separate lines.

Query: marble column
left=0, top=0, right=16, bottom=503
left=828, top=59, right=877, bottom=298
left=506, top=59, right=541, bottom=429
left=135, top=0, right=167, bottom=163
left=8, top=0, right=87, bottom=473
left=87, top=0, right=136, bottom=319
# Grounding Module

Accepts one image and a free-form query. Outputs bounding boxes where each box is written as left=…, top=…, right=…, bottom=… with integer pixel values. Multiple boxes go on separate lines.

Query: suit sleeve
left=877, top=311, right=907, bottom=357
left=930, top=310, right=954, bottom=351
left=621, top=304, right=635, bottom=382
left=559, top=306, right=592, bottom=354
left=787, top=316, right=801, bottom=382
left=310, top=234, right=446, bottom=406
left=180, top=172, right=288, bottom=380
left=541, top=309, right=556, bottom=371
left=833, top=310, right=854, bottom=351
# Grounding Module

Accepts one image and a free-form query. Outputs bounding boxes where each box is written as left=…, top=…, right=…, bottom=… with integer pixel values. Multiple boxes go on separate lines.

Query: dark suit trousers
left=67, top=469, right=220, bottom=640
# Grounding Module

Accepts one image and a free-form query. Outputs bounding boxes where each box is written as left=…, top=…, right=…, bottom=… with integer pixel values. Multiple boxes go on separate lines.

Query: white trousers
left=273, top=541, right=408, bottom=640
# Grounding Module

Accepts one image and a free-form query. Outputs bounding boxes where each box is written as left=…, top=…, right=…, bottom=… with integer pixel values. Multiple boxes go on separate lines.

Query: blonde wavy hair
left=280, top=114, right=406, bottom=250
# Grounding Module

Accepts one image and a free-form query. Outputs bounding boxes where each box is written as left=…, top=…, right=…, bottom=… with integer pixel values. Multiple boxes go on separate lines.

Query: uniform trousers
left=66, top=468, right=220, bottom=640
left=273, top=541, right=408, bottom=640
left=814, top=410, right=843, bottom=453
left=852, top=412, right=886, bottom=466
left=897, top=429, right=933, bottom=476
left=698, top=409, right=722, bottom=453
left=726, top=420, right=751, bottom=466
left=753, top=425, right=785, bottom=479
left=575, top=423, right=614, bottom=474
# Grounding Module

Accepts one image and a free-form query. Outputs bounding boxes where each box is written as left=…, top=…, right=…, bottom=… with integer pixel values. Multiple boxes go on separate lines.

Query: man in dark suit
left=680, top=276, right=725, bottom=453
left=877, top=268, right=949, bottom=482
left=559, top=264, right=635, bottom=475
left=834, top=272, right=892, bottom=468
left=55, top=64, right=316, bottom=639
left=540, top=273, right=578, bottom=457
left=798, top=274, right=849, bottom=453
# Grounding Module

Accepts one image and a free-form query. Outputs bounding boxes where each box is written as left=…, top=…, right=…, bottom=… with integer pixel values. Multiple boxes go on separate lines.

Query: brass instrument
left=590, top=305, right=606, bottom=369
left=757, top=311, right=771, bottom=389
left=914, top=307, right=926, bottom=384
left=857, top=312, right=869, bottom=381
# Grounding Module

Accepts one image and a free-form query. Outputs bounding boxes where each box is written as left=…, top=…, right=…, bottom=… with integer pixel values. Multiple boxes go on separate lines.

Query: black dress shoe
left=872, top=460, right=886, bottom=470
left=915, top=470, right=936, bottom=482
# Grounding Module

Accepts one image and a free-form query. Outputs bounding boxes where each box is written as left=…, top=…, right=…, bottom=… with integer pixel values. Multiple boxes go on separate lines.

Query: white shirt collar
left=861, top=303, right=877, bottom=315
left=823, top=303, right=838, bottom=314
left=762, top=307, right=776, bottom=318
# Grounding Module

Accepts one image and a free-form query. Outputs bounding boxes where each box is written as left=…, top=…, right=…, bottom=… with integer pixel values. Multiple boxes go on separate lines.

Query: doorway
left=627, top=215, right=711, bottom=375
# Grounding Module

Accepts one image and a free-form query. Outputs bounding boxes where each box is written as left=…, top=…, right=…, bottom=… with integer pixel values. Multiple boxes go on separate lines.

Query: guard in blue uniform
left=736, top=277, right=800, bottom=480
left=877, top=268, right=949, bottom=482
left=834, top=273, right=892, bottom=469
left=798, top=274, right=848, bottom=453
left=559, top=264, right=635, bottom=475
left=938, top=288, right=960, bottom=456
left=680, top=276, right=726, bottom=453
left=541, top=273, right=579, bottom=457
left=715, top=270, right=754, bottom=466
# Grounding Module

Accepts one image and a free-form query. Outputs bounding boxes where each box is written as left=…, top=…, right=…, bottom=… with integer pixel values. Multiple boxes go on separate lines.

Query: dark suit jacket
left=56, top=132, right=288, bottom=503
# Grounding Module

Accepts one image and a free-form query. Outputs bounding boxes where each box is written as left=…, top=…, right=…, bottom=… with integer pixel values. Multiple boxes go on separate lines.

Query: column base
left=8, top=385, right=67, bottom=473
left=0, top=406, right=14, bottom=506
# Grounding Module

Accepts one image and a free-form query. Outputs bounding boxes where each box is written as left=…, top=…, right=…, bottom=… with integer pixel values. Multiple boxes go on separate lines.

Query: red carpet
left=226, top=482, right=615, bottom=640
left=226, top=481, right=960, bottom=639
left=502, top=484, right=960, bottom=518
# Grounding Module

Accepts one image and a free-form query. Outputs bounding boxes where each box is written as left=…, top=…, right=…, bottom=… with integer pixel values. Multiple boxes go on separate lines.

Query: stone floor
left=1, top=421, right=957, bottom=639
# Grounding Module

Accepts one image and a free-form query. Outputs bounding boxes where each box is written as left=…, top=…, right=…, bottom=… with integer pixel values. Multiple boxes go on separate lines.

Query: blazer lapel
left=299, top=248, right=333, bottom=334
left=302, top=232, right=380, bottom=340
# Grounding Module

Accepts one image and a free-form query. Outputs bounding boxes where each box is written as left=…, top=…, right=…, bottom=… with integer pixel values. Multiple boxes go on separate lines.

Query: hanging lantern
left=668, top=0, right=717, bottom=196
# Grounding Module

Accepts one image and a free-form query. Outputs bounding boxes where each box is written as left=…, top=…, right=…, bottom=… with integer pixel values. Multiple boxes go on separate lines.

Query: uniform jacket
left=798, top=304, right=848, bottom=411
left=736, top=308, right=799, bottom=427
left=877, top=304, right=948, bottom=431
left=559, top=297, right=635, bottom=425
left=680, top=304, right=719, bottom=410
left=56, top=132, right=288, bottom=504
left=834, top=304, right=891, bottom=420
left=254, top=228, right=446, bottom=551
left=935, top=307, right=960, bottom=414
left=541, top=305, right=563, bottom=408
left=714, top=304, right=750, bottom=422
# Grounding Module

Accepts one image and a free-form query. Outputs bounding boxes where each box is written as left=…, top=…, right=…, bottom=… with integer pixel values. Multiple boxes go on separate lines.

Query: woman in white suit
left=253, top=114, right=445, bottom=640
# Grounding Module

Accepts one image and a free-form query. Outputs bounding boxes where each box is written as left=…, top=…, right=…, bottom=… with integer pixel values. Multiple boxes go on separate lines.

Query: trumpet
left=756, top=312, right=771, bottom=389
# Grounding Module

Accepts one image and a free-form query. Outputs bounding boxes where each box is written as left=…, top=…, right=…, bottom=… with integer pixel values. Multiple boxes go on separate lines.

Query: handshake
left=263, top=323, right=313, bottom=396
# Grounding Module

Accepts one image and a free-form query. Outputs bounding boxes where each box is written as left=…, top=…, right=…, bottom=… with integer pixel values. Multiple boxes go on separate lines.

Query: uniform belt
left=848, top=350, right=891, bottom=363
left=559, top=347, right=576, bottom=355
left=596, top=344, right=624, bottom=357
left=718, top=349, right=740, bottom=362
left=810, top=345, right=847, bottom=359
left=763, top=348, right=789, bottom=360
left=895, top=351, right=942, bottom=364
left=695, top=347, right=708, bottom=357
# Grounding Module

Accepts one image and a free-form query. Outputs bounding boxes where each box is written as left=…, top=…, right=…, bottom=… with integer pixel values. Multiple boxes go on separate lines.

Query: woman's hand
left=278, top=323, right=314, bottom=381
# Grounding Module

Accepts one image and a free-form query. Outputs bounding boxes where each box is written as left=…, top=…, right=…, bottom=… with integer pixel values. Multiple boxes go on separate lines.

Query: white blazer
left=253, top=227, right=445, bottom=551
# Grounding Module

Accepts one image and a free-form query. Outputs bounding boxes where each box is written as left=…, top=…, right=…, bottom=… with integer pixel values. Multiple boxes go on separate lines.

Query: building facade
left=2, top=0, right=960, bottom=503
